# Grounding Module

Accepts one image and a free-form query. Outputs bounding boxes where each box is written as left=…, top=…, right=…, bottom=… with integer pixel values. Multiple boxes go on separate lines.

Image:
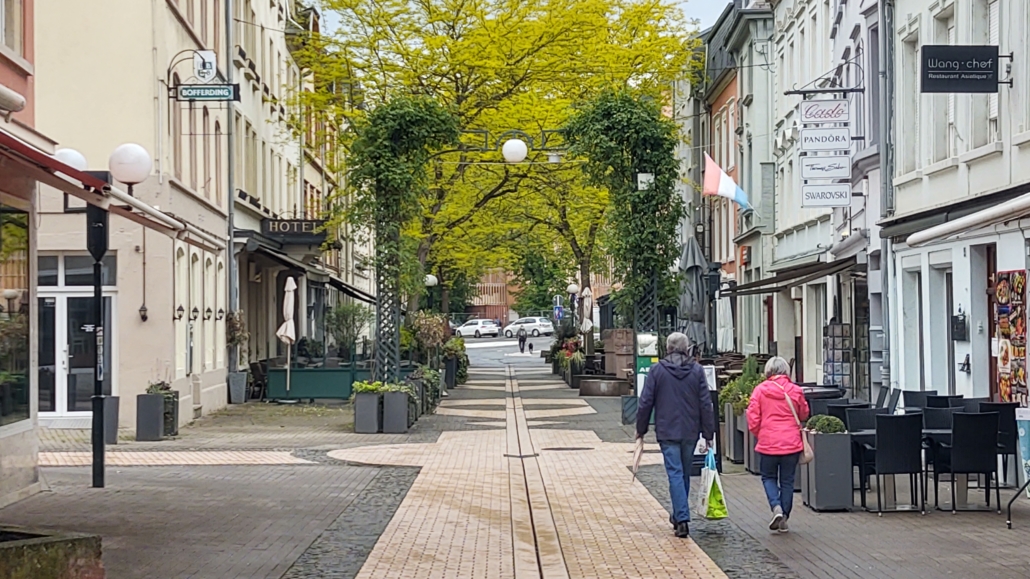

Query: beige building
left=34, top=0, right=231, bottom=428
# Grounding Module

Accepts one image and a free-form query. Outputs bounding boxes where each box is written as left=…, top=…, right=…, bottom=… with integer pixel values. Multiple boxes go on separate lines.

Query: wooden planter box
left=354, top=393, right=382, bottom=433
left=800, top=431, right=854, bottom=511
left=723, top=404, right=745, bottom=464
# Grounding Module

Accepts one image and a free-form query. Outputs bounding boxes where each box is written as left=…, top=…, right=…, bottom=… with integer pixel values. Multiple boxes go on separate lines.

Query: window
left=0, top=204, right=29, bottom=426
left=714, top=113, right=722, bottom=166
left=727, top=102, right=736, bottom=170
left=64, top=256, right=117, bottom=286
left=869, top=26, right=881, bottom=145
left=38, top=256, right=58, bottom=286
left=202, top=108, right=210, bottom=198
left=172, top=75, right=183, bottom=179
left=200, top=0, right=208, bottom=43
left=0, top=0, right=22, bottom=55
left=902, top=38, right=919, bottom=173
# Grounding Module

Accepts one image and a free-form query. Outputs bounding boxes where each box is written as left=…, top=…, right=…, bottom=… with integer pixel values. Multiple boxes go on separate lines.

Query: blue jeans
left=758, top=452, right=801, bottom=516
left=659, top=440, right=694, bottom=523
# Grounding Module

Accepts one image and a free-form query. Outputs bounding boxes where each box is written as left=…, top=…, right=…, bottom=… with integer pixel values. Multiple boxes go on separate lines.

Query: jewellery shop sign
left=799, top=99, right=853, bottom=208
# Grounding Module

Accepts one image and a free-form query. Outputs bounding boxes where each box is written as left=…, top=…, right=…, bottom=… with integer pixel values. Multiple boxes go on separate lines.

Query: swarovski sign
left=800, top=128, right=851, bottom=152
left=800, top=99, right=850, bottom=124
left=802, top=184, right=851, bottom=207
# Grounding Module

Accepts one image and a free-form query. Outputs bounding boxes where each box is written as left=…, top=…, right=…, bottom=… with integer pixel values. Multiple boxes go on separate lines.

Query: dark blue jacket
left=636, top=352, right=716, bottom=444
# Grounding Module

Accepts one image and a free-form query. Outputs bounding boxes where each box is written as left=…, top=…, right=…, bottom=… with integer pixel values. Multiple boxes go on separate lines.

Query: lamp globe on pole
left=54, top=148, right=88, bottom=172
left=424, top=274, right=439, bottom=287
left=424, top=274, right=439, bottom=311
left=501, top=139, right=528, bottom=163
left=108, top=143, right=153, bottom=194
left=567, top=283, right=580, bottom=295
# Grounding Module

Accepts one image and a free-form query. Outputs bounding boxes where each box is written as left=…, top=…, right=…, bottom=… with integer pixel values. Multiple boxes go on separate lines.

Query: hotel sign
left=261, top=219, right=327, bottom=245
left=921, top=45, right=1000, bottom=93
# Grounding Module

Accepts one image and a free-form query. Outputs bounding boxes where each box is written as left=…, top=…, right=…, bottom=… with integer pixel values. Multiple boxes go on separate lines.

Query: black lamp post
left=86, top=204, right=108, bottom=488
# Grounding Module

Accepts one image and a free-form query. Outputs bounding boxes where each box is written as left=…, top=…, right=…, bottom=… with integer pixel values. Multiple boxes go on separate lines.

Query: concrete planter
left=444, top=357, right=458, bottom=389
left=135, top=394, right=164, bottom=441
left=103, top=396, right=119, bottom=445
left=723, top=404, right=745, bottom=464
left=382, top=391, right=411, bottom=434
left=800, top=431, right=853, bottom=511
left=0, top=527, right=103, bottom=579
left=354, top=392, right=382, bottom=434
left=227, top=371, right=247, bottom=404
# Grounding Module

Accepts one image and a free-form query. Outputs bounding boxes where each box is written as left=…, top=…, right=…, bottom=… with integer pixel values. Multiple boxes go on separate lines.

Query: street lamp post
left=425, top=273, right=438, bottom=311
left=567, top=282, right=580, bottom=334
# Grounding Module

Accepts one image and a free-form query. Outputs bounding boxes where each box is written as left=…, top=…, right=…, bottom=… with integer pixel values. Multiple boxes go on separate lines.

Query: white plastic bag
left=697, top=449, right=728, bottom=520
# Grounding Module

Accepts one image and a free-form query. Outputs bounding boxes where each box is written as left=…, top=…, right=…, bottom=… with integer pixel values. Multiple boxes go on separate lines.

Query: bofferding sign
left=261, top=219, right=327, bottom=245
left=800, top=127, right=852, bottom=152
left=802, top=184, right=852, bottom=208
left=921, top=45, right=999, bottom=93
left=801, top=155, right=852, bottom=180
left=800, top=99, right=850, bottom=124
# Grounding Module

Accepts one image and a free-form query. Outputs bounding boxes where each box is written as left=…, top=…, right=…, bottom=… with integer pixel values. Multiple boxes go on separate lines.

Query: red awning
left=0, top=129, right=225, bottom=252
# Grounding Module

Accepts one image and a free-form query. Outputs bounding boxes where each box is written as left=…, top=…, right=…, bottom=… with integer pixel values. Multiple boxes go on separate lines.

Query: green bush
left=806, top=414, right=845, bottom=434
left=352, top=380, right=384, bottom=397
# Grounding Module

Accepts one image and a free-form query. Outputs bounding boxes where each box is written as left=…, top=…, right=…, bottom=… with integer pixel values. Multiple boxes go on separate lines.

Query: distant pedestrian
left=517, top=327, right=528, bottom=353
left=746, top=356, right=810, bottom=533
left=636, top=333, right=715, bottom=539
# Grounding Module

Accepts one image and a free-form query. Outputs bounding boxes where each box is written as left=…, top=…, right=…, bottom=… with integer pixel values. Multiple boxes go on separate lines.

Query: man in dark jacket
left=636, top=332, right=715, bottom=538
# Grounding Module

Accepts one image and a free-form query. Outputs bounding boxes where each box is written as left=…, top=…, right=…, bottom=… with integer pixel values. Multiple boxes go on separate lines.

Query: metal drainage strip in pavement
left=505, top=366, right=571, bottom=579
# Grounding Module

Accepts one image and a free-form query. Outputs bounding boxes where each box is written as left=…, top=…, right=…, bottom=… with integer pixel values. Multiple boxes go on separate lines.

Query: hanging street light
left=501, top=138, right=528, bottom=163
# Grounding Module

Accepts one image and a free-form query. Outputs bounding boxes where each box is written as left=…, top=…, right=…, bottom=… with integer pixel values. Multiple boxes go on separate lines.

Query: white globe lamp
left=567, top=283, right=580, bottom=295
left=54, top=148, right=88, bottom=172
left=424, top=274, right=439, bottom=287
left=108, top=143, right=153, bottom=186
left=501, top=138, right=528, bottom=163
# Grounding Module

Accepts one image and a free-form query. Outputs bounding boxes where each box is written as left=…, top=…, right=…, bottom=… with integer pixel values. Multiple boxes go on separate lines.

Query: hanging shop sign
left=194, top=50, right=218, bottom=83
left=802, top=184, right=852, bottom=208
left=175, top=84, right=240, bottom=101
left=801, top=155, right=852, bottom=180
left=800, top=99, right=850, bottom=124
left=800, top=127, right=851, bottom=152
left=261, top=219, right=327, bottom=246
left=921, top=45, right=1000, bottom=93
left=994, top=270, right=1027, bottom=406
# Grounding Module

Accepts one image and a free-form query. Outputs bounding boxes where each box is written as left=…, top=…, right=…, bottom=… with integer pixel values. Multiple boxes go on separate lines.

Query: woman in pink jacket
left=746, top=357, right=810, bottom=533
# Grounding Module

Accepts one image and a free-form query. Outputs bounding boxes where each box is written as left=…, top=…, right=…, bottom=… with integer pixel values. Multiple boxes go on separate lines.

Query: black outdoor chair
left=934, top=412, right=1002, bottom=513
left=902, top=390, right=938, bottom=410
left=875, top=387, right=890, bottom=409
left=846, top=407, right=891, bottom=431
left=887, top=389, right=902, bottom=414
left=828, top=402, right=870, bottom=425
left=870, top=413, right=926, bottom=514
left=249, top=361, right=268, bottom=401
left=962, top=397, right=991, bottom=413
left=980, top=402, right=1019, bottom=487
left=848, top=407, right=891, bottom=500
left=809, top=398, right=835, bottom=417
left=922, top=407, right=960, bottom=505
left=926, top=395, right=964, bottom=408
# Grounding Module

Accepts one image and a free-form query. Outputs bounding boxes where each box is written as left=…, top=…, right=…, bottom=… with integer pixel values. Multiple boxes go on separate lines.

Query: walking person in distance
left=636, top=333, right=715, bottom=538
left=746, top=356, right=810, bottom=533
left=516, top=326, right=528, bottom=353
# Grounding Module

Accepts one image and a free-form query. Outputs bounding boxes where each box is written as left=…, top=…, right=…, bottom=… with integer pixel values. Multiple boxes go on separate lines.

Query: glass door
left=37, top=294, right=113, bottom=416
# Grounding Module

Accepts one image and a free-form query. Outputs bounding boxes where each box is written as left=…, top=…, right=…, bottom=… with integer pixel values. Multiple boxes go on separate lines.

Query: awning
left=0, top=129, right=225, bottom=252
left=879, top=185, right=1030, bottom=241
left=906, top=191, right=1030, bottom=248
left=722, top=256, right=857, bottom=297
left=329, top=275, right=377, bottom=306
left=243, top=238, right=331, bottom=282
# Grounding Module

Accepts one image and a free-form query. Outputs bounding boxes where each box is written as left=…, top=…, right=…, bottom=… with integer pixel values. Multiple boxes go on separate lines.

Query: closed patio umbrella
left=276, top=277, right=297, bottom=393
left=678, top=237, right=709, bottom=353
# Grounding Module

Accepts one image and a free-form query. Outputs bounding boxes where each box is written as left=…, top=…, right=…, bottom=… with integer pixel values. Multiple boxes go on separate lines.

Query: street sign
left=194, top=50, right=217, bottom=83
left=802, top=184, right=852, bottom=208
left=800, top=127, right=851, bottom=152
left=921, top=45, right=999, bottom=93
left=553, top=305, right=564, bottom=320
left=800, top=99, right=850, bottom=124
left=801, top=155, right=852, bottom=180
left=175, top=84, right=240, bottom=101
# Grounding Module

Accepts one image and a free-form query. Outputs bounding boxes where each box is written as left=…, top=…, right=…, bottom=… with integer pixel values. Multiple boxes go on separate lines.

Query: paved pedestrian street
left=5, top=364, right=1030, bottom=578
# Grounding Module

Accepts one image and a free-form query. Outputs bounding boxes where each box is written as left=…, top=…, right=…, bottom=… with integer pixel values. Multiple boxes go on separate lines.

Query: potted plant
left=382, top=383, right=417, bottom=433
left=569, top=351, right=587, bottom=389
left=225, top=311, right=250, bottom=404
left=800, top=414, right=852, bottom=512
left=718, top=381, right=745, bottom=464
left=326, top=302, right=374, bottom=361
left=352, top=381, right=384, bottom=433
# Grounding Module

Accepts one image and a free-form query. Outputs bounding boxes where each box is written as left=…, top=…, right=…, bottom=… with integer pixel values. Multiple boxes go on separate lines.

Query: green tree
left=326, top=302, right=375, bottom=357
left=511, top=246, right=571, bottom=317
left=563, top=89, right=685, bottom=326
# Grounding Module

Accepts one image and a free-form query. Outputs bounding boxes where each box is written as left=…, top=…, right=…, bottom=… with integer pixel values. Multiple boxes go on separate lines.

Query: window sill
left=959, top=141, right=1004, bottom=166
left=1013, top=130, right=1030, bottom=148
left=923, top=156, right=959, bottom=178
left=0, top=44, right=32, bottom=76
left=893, top=169, right=922, bottom=187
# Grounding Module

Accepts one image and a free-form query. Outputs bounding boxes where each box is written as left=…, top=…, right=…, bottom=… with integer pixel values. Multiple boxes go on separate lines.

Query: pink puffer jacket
left=746, top=375, right=810, bottom=455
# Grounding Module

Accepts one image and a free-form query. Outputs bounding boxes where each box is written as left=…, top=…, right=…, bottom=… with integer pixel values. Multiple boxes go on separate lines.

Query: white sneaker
left=769, top=506, right=784, bottom=531
left=778, top=516, right=789, bottom=533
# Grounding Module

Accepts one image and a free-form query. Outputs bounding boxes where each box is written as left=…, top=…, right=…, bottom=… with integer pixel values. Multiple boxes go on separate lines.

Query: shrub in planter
left=800, top=414, right=852, bottom=511
left=146, top=381, right=178, bottom=437
left=352, top=381, right=384, bottom=433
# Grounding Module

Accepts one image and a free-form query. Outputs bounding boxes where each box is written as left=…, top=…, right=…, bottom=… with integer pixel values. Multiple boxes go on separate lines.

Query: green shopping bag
left=699, top=449, right=728, bottom=520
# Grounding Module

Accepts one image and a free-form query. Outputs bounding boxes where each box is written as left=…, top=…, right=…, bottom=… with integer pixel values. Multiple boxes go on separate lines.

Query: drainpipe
left=879, top=0, right=896, bottom=389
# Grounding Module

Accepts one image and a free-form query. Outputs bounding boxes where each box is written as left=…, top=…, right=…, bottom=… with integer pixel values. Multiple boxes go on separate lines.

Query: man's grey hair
left=666, top=332, right=691, bottom=355
left=764, top=356, right=791, bottom=378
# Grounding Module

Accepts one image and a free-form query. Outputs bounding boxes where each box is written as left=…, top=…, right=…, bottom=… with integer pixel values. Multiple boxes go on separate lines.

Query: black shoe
left=675, top=521, right=690, bottom=538
left=669, top=514, right=675, bottom=528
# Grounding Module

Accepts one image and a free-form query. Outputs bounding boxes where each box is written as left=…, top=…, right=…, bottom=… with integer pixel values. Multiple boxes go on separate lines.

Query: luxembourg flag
left=703, top=153, right=750, bottom=209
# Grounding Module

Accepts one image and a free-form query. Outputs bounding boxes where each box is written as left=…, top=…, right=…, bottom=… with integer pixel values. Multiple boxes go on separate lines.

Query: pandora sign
left=800, top=99, right=850, bottom=124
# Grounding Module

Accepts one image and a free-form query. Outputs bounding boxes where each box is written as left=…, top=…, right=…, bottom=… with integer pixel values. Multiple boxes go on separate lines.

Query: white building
left=881, top=0, right=1030, bottom=406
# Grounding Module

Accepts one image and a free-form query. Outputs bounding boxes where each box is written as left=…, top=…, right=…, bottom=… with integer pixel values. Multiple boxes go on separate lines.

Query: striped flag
left=703, top=152, right=750, bottom=209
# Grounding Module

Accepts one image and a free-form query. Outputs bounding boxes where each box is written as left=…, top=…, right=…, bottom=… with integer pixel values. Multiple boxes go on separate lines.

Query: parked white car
left=455, top=319, right=499, bottom=338
left=503, top=317, right=555, bottom=338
